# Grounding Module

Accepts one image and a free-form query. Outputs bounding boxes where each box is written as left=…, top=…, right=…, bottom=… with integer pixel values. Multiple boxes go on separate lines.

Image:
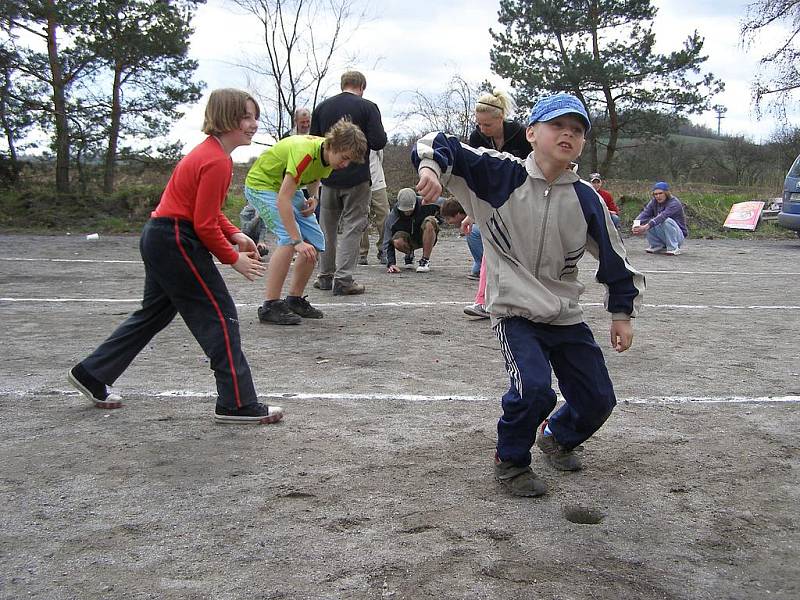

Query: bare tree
left=741, top=0, right=800, bottom=120
left=395, top=75, right=482, bottom=142
left=230, top=0, right=368, bottom=139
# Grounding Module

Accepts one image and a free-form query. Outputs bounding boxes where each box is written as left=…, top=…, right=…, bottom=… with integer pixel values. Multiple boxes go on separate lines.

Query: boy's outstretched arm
left=416, top=167, right=442, bottom=204
left=610, top=319, right=633, bottom=353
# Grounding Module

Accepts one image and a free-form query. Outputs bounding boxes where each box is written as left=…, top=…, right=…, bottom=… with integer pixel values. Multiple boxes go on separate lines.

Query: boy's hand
left=387, top=264, right=401, bottom=273
left=460, top=215, right=474, bottom=236
left=416, top=168, right=442, bottom=204
left=610, top=320, right=633, bottom=353
left=300, top=196, right=317, bottom=217
left=294, top=240, right=317, bottom=263
left=232, top=251, right=266, bottom=281
left=231, top=232, right=257, bottom=254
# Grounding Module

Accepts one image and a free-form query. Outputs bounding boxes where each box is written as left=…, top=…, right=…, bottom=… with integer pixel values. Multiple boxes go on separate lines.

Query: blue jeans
left=646, top=218, right=684, bottom=251
left=493, top=318, right=616, bottom=466
left=465, top=224, right=483, bottom=275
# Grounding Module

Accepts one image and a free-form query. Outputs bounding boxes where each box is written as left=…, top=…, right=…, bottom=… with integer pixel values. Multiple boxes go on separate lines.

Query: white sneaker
left=463, top=303, right=490, bottom=319
left=665, top=248, right=682, bottom=256
left=645, top=246, right=665, bottom=254
left=416, top=257, right=431, bottom=272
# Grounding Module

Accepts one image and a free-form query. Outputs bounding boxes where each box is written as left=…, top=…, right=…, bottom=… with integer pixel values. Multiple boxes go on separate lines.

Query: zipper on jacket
left=534, top=183, right=553, bottom=278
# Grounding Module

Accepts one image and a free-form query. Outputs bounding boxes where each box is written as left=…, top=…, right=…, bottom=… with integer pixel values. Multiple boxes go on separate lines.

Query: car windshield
left=789, top=154, right=800, bottom=178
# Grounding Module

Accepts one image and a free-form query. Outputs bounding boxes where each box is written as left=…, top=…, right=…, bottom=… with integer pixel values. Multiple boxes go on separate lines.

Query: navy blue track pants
left=494, top=317, right=617, bottom=466
left=80, top=218, right=258, bottom=410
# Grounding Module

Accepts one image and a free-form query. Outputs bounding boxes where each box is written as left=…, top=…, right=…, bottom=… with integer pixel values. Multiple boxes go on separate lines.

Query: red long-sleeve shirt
left=598, top=188, right=619, bottom=214
left=151, top=136, right=240, bottom=264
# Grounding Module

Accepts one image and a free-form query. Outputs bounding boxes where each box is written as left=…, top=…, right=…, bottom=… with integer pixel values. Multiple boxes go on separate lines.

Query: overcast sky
left=175, top=0, right=797, bottom=161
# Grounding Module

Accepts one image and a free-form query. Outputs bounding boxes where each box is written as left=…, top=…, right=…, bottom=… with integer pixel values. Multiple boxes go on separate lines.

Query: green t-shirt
left=245, top=135, right=333, bottom=192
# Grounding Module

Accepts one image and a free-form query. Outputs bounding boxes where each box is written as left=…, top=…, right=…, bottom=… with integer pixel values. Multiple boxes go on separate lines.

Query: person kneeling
left=245, top=118, right=367, bottom=324
left=384, top=188, right=441, bottom=274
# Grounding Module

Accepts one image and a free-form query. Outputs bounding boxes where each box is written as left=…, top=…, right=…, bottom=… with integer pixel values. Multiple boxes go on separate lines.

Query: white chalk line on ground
left=1, top=297, right=798, bottom=310
left=10, top=389, right=800, bottom=405
left=2, top=257, right=799, bottom=278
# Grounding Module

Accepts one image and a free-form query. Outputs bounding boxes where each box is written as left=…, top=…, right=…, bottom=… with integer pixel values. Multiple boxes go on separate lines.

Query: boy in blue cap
left=412, top=92, right=645, bottom=497
left=632, top=181, right=688, bottom=255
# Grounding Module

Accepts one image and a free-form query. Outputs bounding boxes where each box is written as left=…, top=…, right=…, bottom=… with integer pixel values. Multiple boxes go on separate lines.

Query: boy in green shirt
left=245, top=118, right=367, bottom=325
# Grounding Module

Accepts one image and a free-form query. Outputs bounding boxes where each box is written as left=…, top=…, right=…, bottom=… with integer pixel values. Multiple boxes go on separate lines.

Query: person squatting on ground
left=590, top=172, right=621, bottom=229
left=384, top=188, right=442, bottom=273
left=311, top=70, right=387, bottom=296
left=359, top=149, right=390, bottom=265
left=440, top=198, right=489, bottom=319
left=244, top=118, right=368, bottom=325
left=412, top=92, right=646, bottom=497
left=632, top=181, right=688, bottom=255
left=68, top=89, right=283, bottom=425
left=441, top=197, right=483, bottom=279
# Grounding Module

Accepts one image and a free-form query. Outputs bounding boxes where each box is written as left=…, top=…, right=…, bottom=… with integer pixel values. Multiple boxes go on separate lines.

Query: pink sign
left=723, top=201, right=765, bottom=231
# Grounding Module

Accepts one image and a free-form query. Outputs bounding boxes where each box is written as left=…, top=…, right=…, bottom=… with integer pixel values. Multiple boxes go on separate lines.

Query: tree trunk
left=103, top=66, right=123, bottom=194
left=46, top=10, right=70, bottom=193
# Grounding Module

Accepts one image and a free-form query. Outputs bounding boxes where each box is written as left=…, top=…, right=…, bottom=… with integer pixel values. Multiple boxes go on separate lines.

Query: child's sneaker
left=403, top=254, right=415, bottom=269
left=645, top=246, right=665, bottom=254
left=463, top=303, right=489, bottom=319
left=664, top=247, right=682, bottom=256
left=416, top=257, right=431, bottom=272
left=67, top=365, right=123, bottom=409
left=285, top=295, right=324, bottom=319
left=494, top=453, right=548, bottom=497
left=214, top=402, right=284, bottom=424
left=257, top=300, right=302, bottom=325
left=535, top=421, right=582, bottom=471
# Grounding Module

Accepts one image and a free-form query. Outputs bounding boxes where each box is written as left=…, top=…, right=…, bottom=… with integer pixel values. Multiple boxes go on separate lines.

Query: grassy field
left=0, top=155, right=793, bottom=240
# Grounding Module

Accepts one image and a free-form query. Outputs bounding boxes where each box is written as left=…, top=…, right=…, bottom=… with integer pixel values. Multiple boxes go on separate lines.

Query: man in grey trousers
left=311, top=70, right=387, bottom=295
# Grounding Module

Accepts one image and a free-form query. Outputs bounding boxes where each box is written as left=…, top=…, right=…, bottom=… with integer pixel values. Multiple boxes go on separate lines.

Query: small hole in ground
left=562, top=505, right=605, bottom=524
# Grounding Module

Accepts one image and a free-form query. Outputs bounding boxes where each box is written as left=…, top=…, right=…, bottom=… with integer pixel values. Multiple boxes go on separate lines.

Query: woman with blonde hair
left=468, top=89, right=530, bottom=159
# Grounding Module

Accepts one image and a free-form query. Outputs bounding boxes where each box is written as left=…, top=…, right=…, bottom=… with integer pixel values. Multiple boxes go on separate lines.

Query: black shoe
left=215, top=402, right=284, bottom=424
left=67, top=364, right=123, bottom=409
left=257, top=300, right=302, bottom=325
left=403, top=254, right=415, bottom=269
left=358, top=256, right=368, bottom=265
left=285, top=295, right=324, bottom=318
left=313, top=278, right=332, bottom=290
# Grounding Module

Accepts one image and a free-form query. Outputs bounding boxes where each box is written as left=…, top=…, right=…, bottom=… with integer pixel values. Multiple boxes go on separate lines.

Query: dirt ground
left=0, top=230, right=798, bottom=600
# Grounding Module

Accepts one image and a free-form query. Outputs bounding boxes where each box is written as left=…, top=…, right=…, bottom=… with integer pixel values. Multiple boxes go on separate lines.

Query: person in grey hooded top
left=412, top=93, right=645, bottom=498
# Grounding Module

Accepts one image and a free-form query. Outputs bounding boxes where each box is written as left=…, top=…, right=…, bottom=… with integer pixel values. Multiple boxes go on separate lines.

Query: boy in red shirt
left=590, top=173, right=620, bottom=228
left=68, top=89, right=282, bottom=425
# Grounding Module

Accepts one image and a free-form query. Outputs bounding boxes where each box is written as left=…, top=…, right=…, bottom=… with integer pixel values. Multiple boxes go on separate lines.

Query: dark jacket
left=468, top=120, right=530, bottom=160
left=382, top=198, right=441, bottom=266
left=310, top=91, right=387, bottom=188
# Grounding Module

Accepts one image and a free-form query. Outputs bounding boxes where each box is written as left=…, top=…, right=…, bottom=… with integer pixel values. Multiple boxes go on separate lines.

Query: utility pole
left=712, top=104, right=727, bottom=136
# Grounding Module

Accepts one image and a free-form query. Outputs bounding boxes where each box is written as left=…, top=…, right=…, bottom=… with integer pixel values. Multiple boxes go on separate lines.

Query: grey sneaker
left=403, top=254, right=415, bottom=269
left=535, top=421, right=582, bottom=471
left=494, top=454, right=548, bottom=497
left=257, top=300, right=302, bottom=325
left=332, top=280, right=365, bottom=295
left=285, top=295, right=323, bottom=319
left=645, top=246, right=666, bottom=254
left=313, top=277, right=332, bottom=290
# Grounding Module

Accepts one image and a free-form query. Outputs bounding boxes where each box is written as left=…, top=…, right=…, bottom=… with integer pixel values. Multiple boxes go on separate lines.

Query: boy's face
left=443, top=212, right=465, bottom=226
left=325, top=147, right=354, bottom=170
left=591, top=179, right=602, bottom=191
left=653, top=189, right=668, bottom=203
left=526, top=114, right=586, bottom=164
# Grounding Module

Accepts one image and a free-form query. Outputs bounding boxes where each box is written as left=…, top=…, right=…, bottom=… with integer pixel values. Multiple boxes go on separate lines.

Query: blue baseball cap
left=652, top=181, right=670, bottom=191
left=528, top=93, right=591, bottom=132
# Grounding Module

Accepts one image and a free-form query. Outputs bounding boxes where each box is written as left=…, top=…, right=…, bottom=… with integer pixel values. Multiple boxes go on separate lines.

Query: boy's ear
left=525, top=125, right=536, bottom=144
